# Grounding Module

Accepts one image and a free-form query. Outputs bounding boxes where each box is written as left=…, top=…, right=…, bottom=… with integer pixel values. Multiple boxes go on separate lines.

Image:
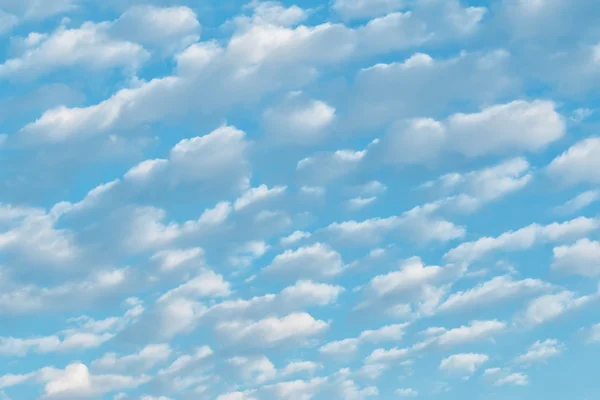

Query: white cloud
left=425, top=157, right=533, bottom=212
left=158, top=346, right=213, bottom=376
left=320, top=323, right=408, bottom=356
left=234, top=185, right=287, bottom=211
left=332, top=0, right=405, bottom=20
left=280, top=361, right=320, bottom=377
left=347, top=196, right=377, bottom=210
left=494, top=372, right=528, bottom=386
left=517, top=289, right=599, bottom=326
left=92, top=344, right=172, bottom=373
left=515, top=339, right=564, bottom=365
left=0, top=0, right=80, bottom=20
left=587, top=323, right=600, bottom=343
left=0, top=22, right=148, bottom=80
left=263, top=93, right=336, bottom=145
left=439, top=353, right=489, bottom=375
left=554, top=190, right=600, bottom=214
left=325, top=204, right=465, bottom=246
left=0, top=10, right=18, bottom=35
left=445, top=216, right=600, bottom=264
left=215, top=312, right=328, bottom=347
left=395, top=388, right=418, bottom=397
left=552, top=239, right=600, bottom=277
left=547, top=137, right=600, bottom=184
left=39, top=362, right=150, bottom=398
left=280, top=230, right=311, bottom=246
left=383, top=100, right=564, bottom=163
left=228, top=355, right=277, bottom=385
left=262, top=243, right=345, bottom=280
left=429, top=320, right=507, bottom=346
left=150, top=247, right=204, bottom=272
left=437, top=275, right=552, bottom=313
left=111, top=5, right=200, bottom=54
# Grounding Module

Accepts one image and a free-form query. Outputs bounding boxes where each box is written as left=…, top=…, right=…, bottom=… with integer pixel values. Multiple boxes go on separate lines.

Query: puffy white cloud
left=547, top=137, right=600, bottom=185
left=0, top=268, right=131, bottom=315
left=437, top=275, right=553, bottom=313
left=262, top=243, right=345, bottom=280
left=515, top=339, right=564, bottom=365
left=234, top=185, right=287, bottom=211
left=445, top=216, right=600, bottom=264
left=347, top=50, right=517, bottom=131
left=552, top=239, right=600, bottom=277
left=157, top=346, right=213, bottom=376
left=263, top=93, right=336, bottom=145
left=346, top=196, right=377, bottom=210
left=39, top=362, right=150, bottom=398
left=424, top=158, right=532, bottom=212
left=517, top=289, right=599, bottom=326
left=428, top=320, right=507, bottom=347
left=324, top=204, right=465, bottom=246
left=280, top=230, right=311, bottom=246
left=0, top=22, right=148, bottom=80
left=439, top=353, right=489, bottom=374
left=587, top=323, right=600, bottom=343
left=383, top=100, right=564, bottom=163
left=395, top=388, right=418, bottom=397
left=215, top=312, right=328, bottom=347
left=0, top=0, right=79, bottom=20
left=554, top=190, right=600, bottom=214
left=150, top=247, right=205, bottom=272
left=111, top=5, right=200, bottom=53
left=0, top=10, right=18, bottom=34
left=320, top=323, right=408, bottom=356
left=280, top=361, right=321, bottom=377
left=332, top=0, right=405, bottom=20
left=228, top=355, right=277, bottom=385
left=157, top=270, right=231, bottom=302
left=92, top=344, right=172, bottom=373
left=296, top=142, right=372, bottom=185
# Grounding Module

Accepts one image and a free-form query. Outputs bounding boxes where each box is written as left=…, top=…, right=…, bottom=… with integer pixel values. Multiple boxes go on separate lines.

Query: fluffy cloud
left=92, top=344, right=172, bottom=373
left=215, top=312, right=329, bottom=347
left=319, top=323, right=408, bottom=357
left=554, top=190, right=600, bottom=214
left=445, top=216, right=600, bottom=264
left=0, top=22, right=148, bottom=80
left=383, top=100, right=564, bottom=163
left=262, top=92, right=336, bottom=145
left=439, top=353, right=489, bottom=375
left=437, top=275, right=553, bottom=313
left=515, top=339, right=564, bottom=365
left=427, top=320, right=507, bottom=347
left=111, top=5, right=200, bottom=53
left=262, top=243, right=345, bottom=280
left=552, top=239, right=600, bottom=277
left=547, top=137, right=600, bottom=185
left=516, top=289, right=599, bottom=326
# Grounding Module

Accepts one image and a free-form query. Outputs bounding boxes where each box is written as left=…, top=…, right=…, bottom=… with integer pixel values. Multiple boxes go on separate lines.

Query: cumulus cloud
left=547, top=137, right=600, bottom=185
left=515, top=339, right=564, bottom=365
left=437, top=275, right=553, bottom=313
left=552, top=239, right=600, bottom=277
left=516, top=289, right=600, bottom=326
left=383, top=100, right=565, bottom=163
left=0, top=22, right=148, bottom=80
left=215, top=312, right=329, bottom=348
left=262, top=243, right=345, bottom=280
left=444, top=217, right=600, bottom=264
left=439, top=353, right=488, bottom=375
left=262, top=92, right=336, bottom=145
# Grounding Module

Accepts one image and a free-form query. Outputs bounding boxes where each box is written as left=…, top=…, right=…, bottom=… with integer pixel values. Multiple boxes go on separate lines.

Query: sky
left=0, top=0, right=599, bottom=399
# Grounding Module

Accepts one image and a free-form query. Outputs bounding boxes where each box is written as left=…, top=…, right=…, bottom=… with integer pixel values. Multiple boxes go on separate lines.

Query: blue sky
left=0, top=0, right=599, bottom=399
